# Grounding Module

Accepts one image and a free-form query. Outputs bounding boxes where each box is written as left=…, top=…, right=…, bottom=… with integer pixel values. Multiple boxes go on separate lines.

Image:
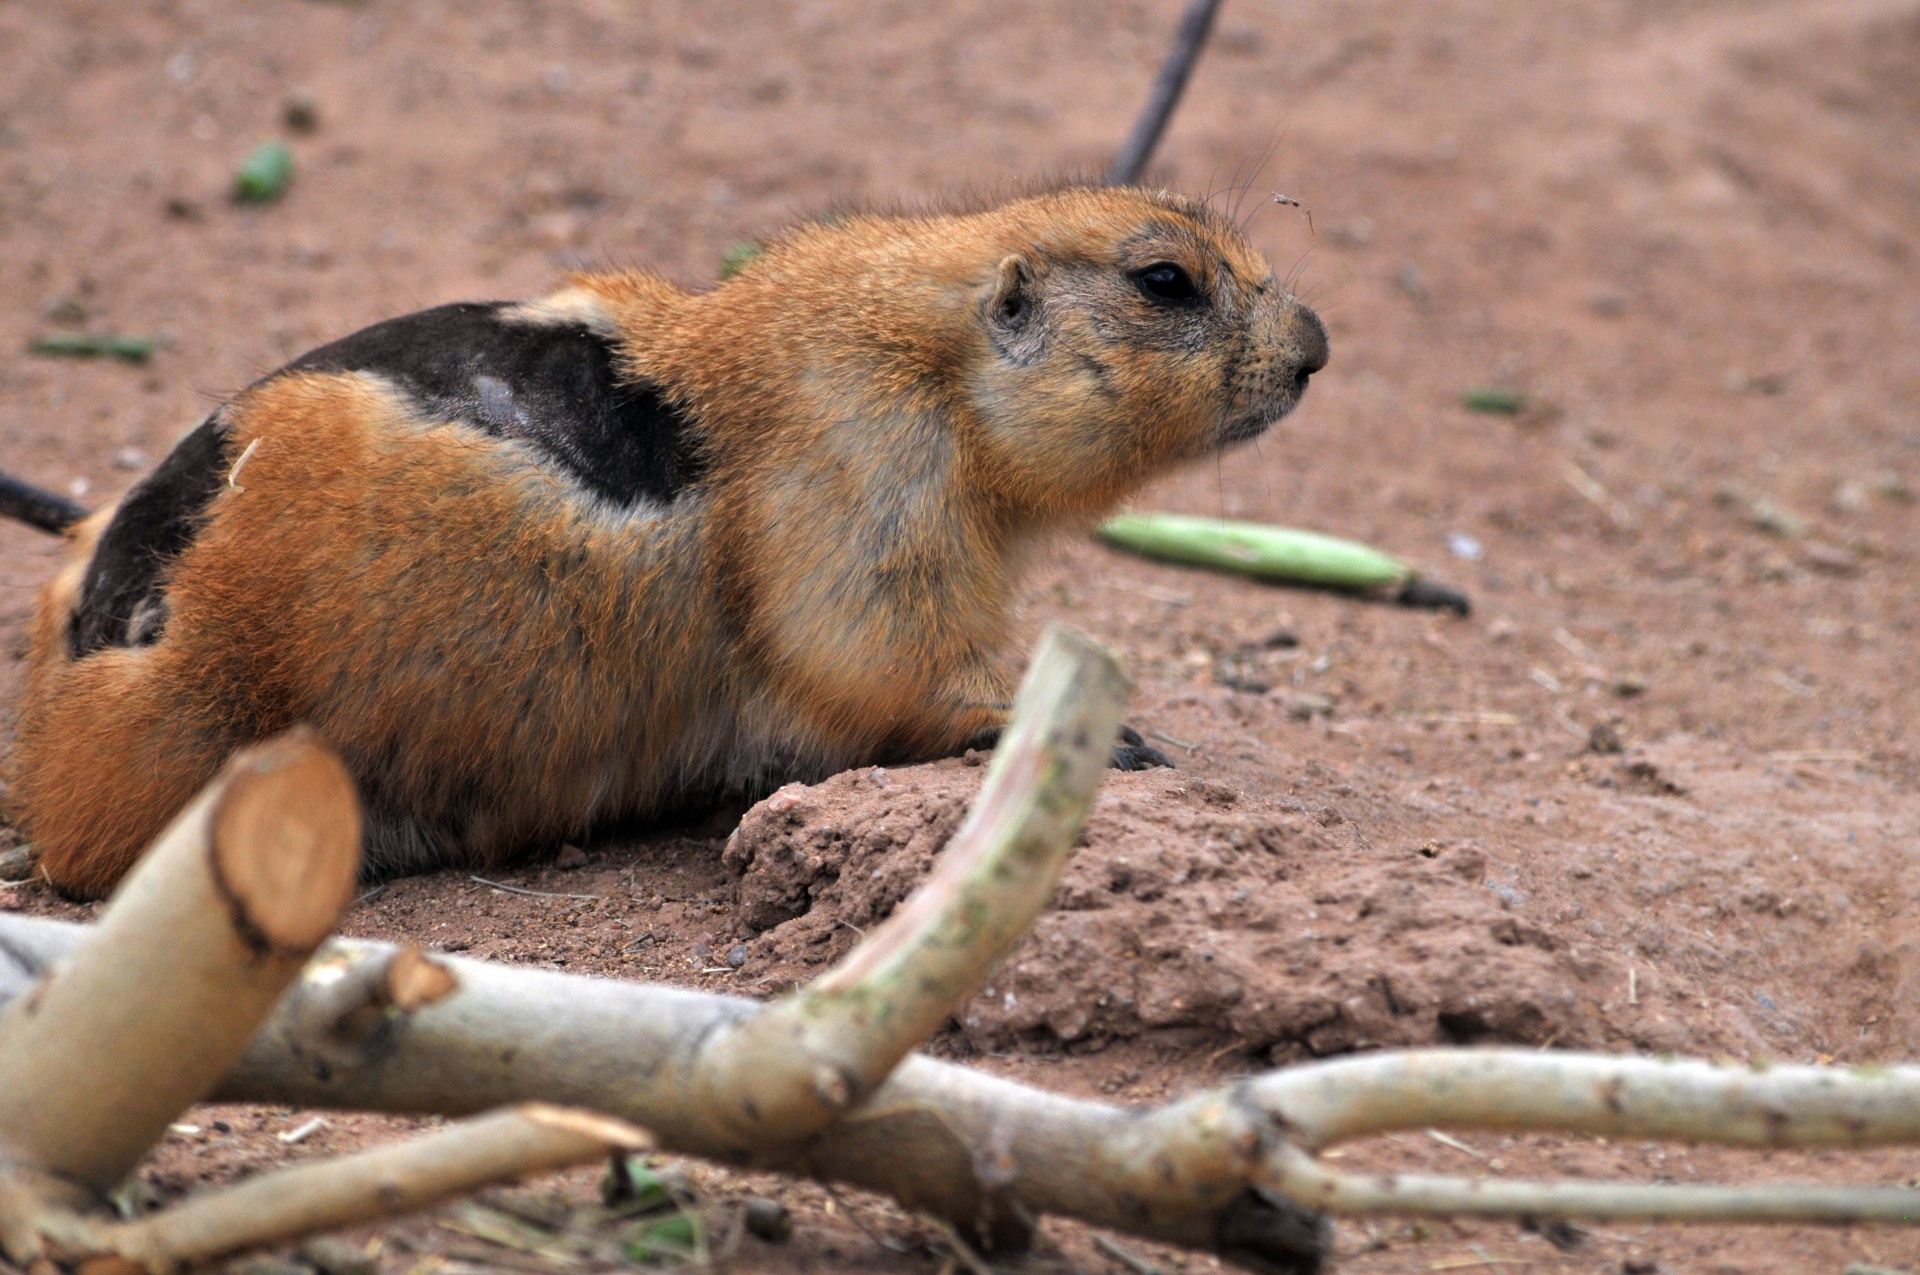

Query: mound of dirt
left=725, top=759, right=1606, bottom=1059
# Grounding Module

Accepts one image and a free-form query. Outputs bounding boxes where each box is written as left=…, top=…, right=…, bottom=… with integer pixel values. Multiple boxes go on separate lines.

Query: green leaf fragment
left=601, top=1153, right=673, bottom=1210
left=235, top=141, right=294, bottom=203
left=718, top=241, right=762, bottom=280
left=1097, top=513, right=1410, bottom=590
left=1462, top=387, right=1525, bottom=415
left=625, top=1211, right=705, bottom=1264
left=27, top=333, right=162, bottom=363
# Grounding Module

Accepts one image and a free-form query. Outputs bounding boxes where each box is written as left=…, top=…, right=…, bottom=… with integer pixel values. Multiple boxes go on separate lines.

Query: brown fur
left=10, top=186, right=1327, bottom=897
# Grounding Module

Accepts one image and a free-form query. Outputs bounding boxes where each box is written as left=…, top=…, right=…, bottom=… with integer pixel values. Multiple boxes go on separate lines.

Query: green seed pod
left=1098, top=513, right=1410, bottom=589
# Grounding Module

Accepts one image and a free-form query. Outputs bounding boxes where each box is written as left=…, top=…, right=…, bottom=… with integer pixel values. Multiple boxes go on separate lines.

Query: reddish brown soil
left=5, top=1, right=1920, bottom=1272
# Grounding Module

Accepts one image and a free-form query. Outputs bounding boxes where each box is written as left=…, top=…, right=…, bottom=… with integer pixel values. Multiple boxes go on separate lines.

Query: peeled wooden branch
left=36, top=1104, right=648, bottom=1274
left=0, top=738, right=654, bottom=1275
left=1269, top=1142, right=1920, bottom=1223
left=1251, top=1049, right=1920, bottom=1222
left=16, top=919, right=1920, bottom=1267
left=688, top=624, right=1130, bottom=1152
left=7, top=632, right=1920, bottom=1271
left=0, top=728, right=362, bottom=1193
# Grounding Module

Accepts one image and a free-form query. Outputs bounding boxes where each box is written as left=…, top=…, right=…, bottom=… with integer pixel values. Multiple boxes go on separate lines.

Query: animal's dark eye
left=1131, top=262, right=1201, bottom=305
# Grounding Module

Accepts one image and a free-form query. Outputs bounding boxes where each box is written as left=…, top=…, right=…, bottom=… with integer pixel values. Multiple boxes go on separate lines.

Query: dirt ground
left=4, top=0, right=1920, bottom=1272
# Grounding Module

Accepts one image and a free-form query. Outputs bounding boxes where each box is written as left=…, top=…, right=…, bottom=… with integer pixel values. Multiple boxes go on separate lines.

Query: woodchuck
left=5, top=184, right=1328, bottom=897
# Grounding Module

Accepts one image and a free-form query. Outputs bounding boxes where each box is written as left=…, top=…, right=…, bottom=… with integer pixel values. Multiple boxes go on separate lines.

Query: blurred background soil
left=3, top=1, right=1919, bottom=1272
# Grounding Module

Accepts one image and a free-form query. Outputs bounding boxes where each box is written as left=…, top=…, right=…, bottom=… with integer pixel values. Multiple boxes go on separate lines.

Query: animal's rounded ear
left=987, top=254, right=1033, bottom=333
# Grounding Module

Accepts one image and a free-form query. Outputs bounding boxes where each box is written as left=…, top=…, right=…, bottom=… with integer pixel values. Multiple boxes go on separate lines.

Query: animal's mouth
left=1218, top=378, right=1307, bottom=446
left=1216, top=305, right=1328, bottom=448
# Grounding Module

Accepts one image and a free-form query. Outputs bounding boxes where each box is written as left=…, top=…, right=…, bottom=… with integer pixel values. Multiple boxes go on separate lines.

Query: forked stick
left=688, top=624, right=1131, bottom=1152
left=0, top=628, right=1153, bottom=1268
left=1251, top=1049, right=1920, bottom=1222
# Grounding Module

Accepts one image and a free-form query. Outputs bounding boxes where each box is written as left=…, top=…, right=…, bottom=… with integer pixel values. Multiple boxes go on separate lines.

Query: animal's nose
left=1290, top=305, right=1329, bottom=378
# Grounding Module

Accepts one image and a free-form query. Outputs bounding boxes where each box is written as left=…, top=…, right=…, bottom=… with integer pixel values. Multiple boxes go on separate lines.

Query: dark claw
left=963, top=725, right=1005, bottom=752
left=1112, top=743, right=1175, bottom=770
left=1111, top=723, right=1174, bottom=770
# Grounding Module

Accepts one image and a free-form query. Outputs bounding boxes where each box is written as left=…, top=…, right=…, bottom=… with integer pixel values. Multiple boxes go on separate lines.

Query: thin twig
left=470, top=876, right=601, bottom=902
left=1424, top=1129, right=1487, bottom=1161
left=227, top=437, right=262, bottom=492
left=1107, top=0, right=1226, bottom=185
left=278, top=1116, right=329, bottom=1145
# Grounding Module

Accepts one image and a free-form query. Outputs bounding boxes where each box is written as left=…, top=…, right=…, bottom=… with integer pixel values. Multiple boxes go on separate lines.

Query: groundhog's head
left=651, top=185, right=1324, bottom=524
left=958, top=186, right=1327, bottom=517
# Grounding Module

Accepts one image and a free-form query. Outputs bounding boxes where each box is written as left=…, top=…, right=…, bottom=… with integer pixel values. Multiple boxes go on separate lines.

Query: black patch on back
left=286, top=302, right=704, bottom=507
left=69, top=414, right=230, bottom=658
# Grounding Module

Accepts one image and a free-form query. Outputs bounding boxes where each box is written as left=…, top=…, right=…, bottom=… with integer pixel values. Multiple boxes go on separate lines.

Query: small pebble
left=283, top=93, right=321, bottom=135
left=1587, top=722, right=1625, bottom=755
left=1872, top=470, right=1912, bottom=503
left=1281, top=691, right=1333, bottom=721
left=1830, top=479, right=1869, bottom=515
left=1747, top=497, right=1806, bottom=538
left=726, top=944, right=749, bottom=969
left=1803, top=542, right=1859, bottom=575
left=1213, top=666, right=1271, bottom=695
left=1259, top=628, right=1299, bottom=649
left=112, top=447, right=149, bottom=471
left=43, top=296, right=88, bottom=326
left=1585, top=286, right=1626, bottom=316
left=743, top=1198, right=792, bottom=1242
left=554, top=844, right=589, bottom=869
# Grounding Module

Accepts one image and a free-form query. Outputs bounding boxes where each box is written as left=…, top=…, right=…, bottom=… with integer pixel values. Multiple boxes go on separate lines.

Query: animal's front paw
left=1111, top=724, right=1174, bottom=771
left=962, top=724, right=1005, bottom=753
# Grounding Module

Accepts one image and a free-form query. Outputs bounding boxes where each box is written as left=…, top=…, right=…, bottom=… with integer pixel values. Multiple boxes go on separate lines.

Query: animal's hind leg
left=8, top=644, right=231, bottom=899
